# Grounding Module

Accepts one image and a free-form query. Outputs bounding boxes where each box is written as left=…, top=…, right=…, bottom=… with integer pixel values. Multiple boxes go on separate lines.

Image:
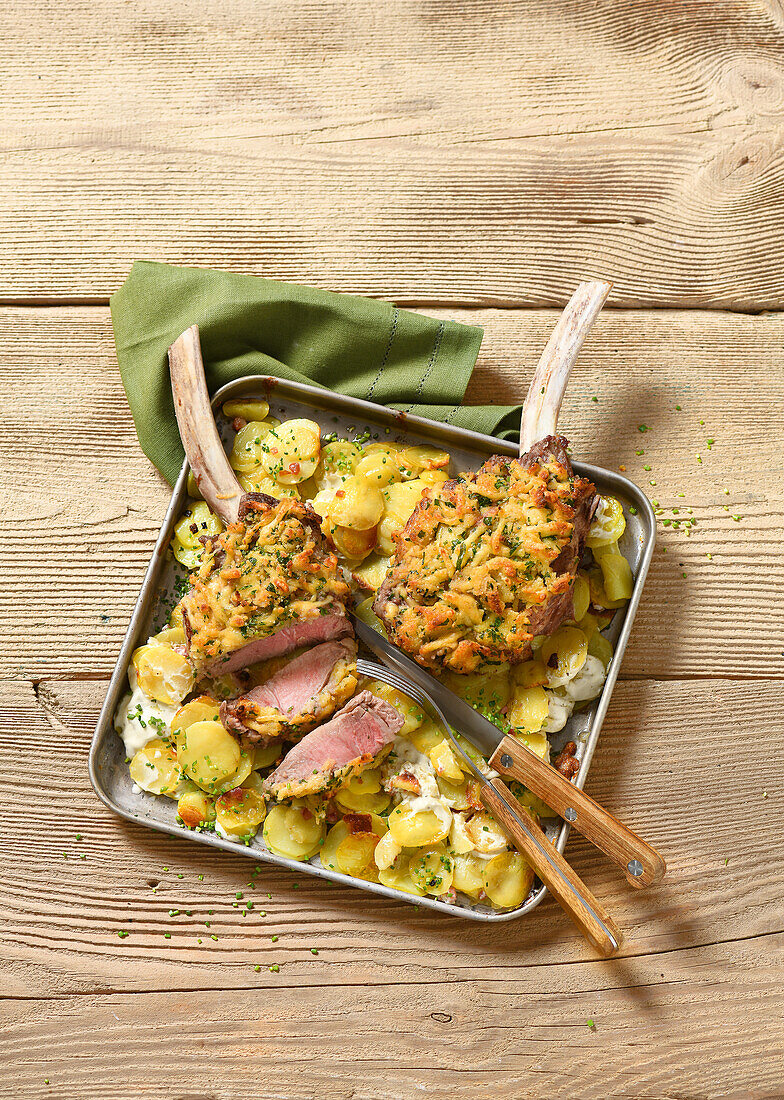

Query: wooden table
left=2, top=3, right=783, bottom=1097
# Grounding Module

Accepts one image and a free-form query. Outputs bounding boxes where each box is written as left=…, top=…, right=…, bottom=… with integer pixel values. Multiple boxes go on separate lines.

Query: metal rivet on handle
left=627, top=859, right=644, bottom=877
left=500, top=753, right=512, bottom=768
left=564, top=807, right=577, bottom=822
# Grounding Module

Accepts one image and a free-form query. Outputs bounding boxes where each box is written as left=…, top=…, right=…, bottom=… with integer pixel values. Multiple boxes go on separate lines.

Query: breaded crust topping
left=374, top=438, right=596, bottom=673
left=181, top=495, right=350, bottom=670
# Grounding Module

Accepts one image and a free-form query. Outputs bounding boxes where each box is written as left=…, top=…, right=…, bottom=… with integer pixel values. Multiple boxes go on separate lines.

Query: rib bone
left=519, top=280, right=612, bottom=456
left=168, top=325, right=242, bottom=525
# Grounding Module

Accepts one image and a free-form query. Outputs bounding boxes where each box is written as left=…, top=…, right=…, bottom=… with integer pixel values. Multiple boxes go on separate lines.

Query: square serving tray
left=89, top=375, right=655, bottom=922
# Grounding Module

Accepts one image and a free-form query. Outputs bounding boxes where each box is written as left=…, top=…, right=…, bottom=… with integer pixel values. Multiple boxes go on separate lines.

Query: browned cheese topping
left=181, top=497, right=350, bottom=669
left=375, top=452, right=595, bottom=673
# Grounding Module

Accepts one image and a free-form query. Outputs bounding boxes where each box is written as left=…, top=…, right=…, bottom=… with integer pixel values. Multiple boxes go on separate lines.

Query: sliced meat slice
left=263, top=690, right=403, bottom=801
left=202, top=610, right=352, bottom=677
left=220, top=639, right=358, bottom=743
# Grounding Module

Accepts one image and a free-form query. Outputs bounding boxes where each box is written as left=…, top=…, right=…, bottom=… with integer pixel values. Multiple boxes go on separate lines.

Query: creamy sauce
left=114, top=666, right=178, bottom=756
left=383, top=737, right=453, bottom=828
left=542, top=654, right=606, bottom=733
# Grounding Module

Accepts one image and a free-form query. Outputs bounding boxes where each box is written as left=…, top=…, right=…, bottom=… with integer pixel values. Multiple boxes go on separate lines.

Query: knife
left=353, top=616, right=665, bottom=889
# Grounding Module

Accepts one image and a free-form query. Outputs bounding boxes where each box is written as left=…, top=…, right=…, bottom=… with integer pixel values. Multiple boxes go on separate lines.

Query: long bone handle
left=519, top=281, right=612, bottom=456
left=168, top=325, right=242, bottom=525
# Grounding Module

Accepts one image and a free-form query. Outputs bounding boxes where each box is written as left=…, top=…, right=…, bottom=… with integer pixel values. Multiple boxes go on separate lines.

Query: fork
left=357, top=658, right=622, bottom=957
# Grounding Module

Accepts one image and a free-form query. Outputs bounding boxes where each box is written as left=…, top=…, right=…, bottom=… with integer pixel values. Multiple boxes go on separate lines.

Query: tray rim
left=89, top=373, right=656, bottom=923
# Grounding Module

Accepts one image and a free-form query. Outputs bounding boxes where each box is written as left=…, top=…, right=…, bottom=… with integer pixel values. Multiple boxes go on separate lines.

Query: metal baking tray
left=89, top=375, right=655, bottom=922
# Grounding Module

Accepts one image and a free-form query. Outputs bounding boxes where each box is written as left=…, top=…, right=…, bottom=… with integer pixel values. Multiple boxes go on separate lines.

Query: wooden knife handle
left=480, top=779, right=622, bottom=958
left=489, top=735, right=666, bottom=889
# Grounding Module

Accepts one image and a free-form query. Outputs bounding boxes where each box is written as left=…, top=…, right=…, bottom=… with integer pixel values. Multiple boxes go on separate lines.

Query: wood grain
left=2, top=673, right=783, bottom=1096
left=2, top=1, right=784, bottom=306
left=4, top=4, right=784, bottom=1092
left=1, top=305, right=782, bottom=680
left=3, top=938, right=784, bottom=1100
left=2, top=676, right=780, bottom=999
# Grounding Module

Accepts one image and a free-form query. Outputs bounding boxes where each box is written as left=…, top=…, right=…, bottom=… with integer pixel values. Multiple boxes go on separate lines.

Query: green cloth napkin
left=111, top=261, right=521, bottom=484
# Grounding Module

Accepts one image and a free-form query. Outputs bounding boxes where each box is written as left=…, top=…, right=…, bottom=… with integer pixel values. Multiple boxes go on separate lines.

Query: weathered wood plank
left=1, top=306, right=782, bottom=679
left=1, top=677, right=780, bottom=1004
left=2, top=1, right=784, bottom=306
left=2, top=936, right=783, bottom=1100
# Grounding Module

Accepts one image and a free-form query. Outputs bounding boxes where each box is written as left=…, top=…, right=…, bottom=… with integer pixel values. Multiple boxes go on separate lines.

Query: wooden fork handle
left=489, top=736, right=666, bottom=889
left=480, top=779, right=622, bottom=957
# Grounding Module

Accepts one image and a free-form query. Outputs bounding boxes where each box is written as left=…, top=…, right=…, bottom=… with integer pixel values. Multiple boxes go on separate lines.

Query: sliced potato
left=408, top=844, right=454, bottom=895
left=464, top=811, right=509, bottom=855
left=594, top=544, right=633, bottom=603
left=229, top=418, right=280, bottom=474
left=519, top=789, right=558, bottom=819
left=587, top=565, right=627, bottom=611
left=587, top=631, right=614, bottom=668
left=572, top=572, right=591, bottom=622
left=513, top=729, right=550, bottom=760
left=407, top=719, right=445, bottom=755
left=215, top=776, right=267, bottom=838
left=132, top=643, right=195, bottom=707
left=443, top=667, right=512, bottom=715
left=328, top=475, right=384, bottom=530
left=228, top=741, right=255, bottom=789
left=321, top=813, right=387, bottom=874
left=315, top=440, right=363, bottom=489
left=419, top=469, right=449, bottom=487
left=429, top=741, right=463, bottom=784
left=378, top=855, right=425, bottom=897
left=507, top=685, right=550, bottom=733
left=172, top=502, right=223, bottom=568
left=387, top=803, right=451, bottom=847
left=353, top=556, right=390, bottom=593
left=263, top=801, right=325, bottom=860
left=354, top=451, right=402, bottom=488
left=330, top=522, right=377, bottom=562
left=236, top=471, right=300, bottom=499
left=260, top=418, right=321, bottom=484
left=334, top=787, right=391, bottom=815
left=178, top=787, right=216, bottom=827
left=151, top=624, right=186, bottom=649
left=396, top=445, right=450, bottom=479
left=512, top=660, right=548, bottom=689
left=186, top=471, right=202, bottom=499
left=130, top=738, right=182, bottom=796
left=587, top=496, right=626, bottom=548
left=362, top=442, right=399, bottom=460
left=171, top=695, right=221, bottom=744
left=353, top=596, right=386, bottom=631
left=253, top=740, right=284, bottom=769
left=373, top=828, right=403, bottom=870
left=483, top=851, right=533, bottom=909
left=541, top=626, right=588, bottom=688
left=222, top=399, right=270, bottom=422
left=336, top=833, right=380, bottom=877
left=342, top=768, right=382, bottom=795
left=452, top=852, right=486, bottom=899
left=437, top=775, right=478, bottom=813
left=176, top=719, right=242, bottom=794
left=377, top=479, right=429, bottom=555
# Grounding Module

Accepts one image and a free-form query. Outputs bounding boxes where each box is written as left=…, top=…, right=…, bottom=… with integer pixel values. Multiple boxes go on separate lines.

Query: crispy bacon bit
left=232, top=416, right=247, bottom=432
left=390, top=771, right=421, bottom=794
left=344, top=812, right=373, bottom=835
left=325, top=800, right=342, bottom=824
left=554, top=740, right=579, bottom=780
left=288, top=461, right=301, bottom=475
